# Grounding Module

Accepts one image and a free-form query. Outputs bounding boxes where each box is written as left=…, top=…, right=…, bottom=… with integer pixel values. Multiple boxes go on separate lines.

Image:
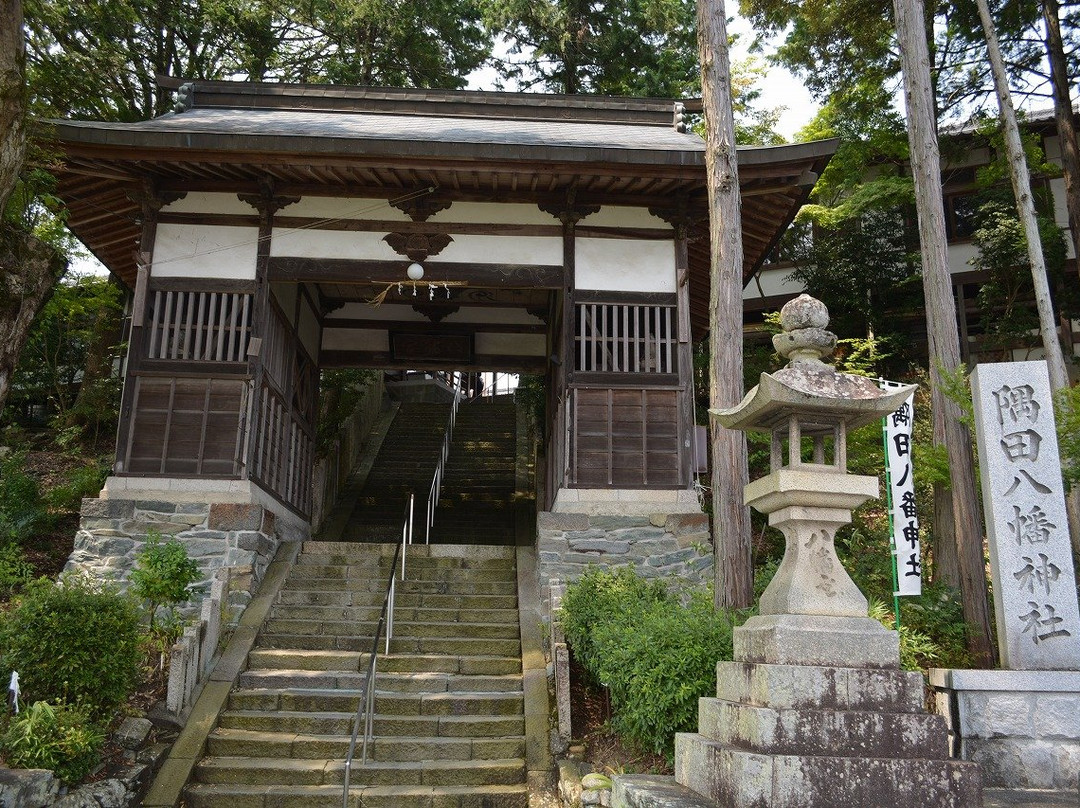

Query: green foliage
left=483, top=0, right=698, bottom=97
left=44, top=462, right=108, bottom=513
left=4, top=272, right=123, bottom=434
left=0, top=573, right=142, bottom=714
left=560, top=565, right=668, bottom=675
left=24, top=0, right=493, bottom=122
left=1056, top=385, right=1080, bottom=493
left=785, top=207, right=921, bottom=340
left=0, top=543, right=34, bottom=597
left=315, top=369, right=379, bottom=458
left=0, top=453, right=52, bottom=545
left=513, top=374, right=546, bottom=437
left=129, top=530, right=202, bottom=629
left=560, top=566, right=736, bottom=759
left=0, top=701, right=104, bottom=785
left=971, top=199, right=1072, bottom=351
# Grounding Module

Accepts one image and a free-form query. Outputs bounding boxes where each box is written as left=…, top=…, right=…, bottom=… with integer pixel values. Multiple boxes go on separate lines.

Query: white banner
left=882, top=385, right=921, bottom=596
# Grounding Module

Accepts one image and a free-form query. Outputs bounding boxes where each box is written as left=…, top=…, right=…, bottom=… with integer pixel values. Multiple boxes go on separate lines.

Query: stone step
left=675, top=733, right=982, bottom=808
left=245, top=649, right=520, bottom=675
left=260, top=618, right=521, bottom=640
left=285, top=565, right=517, bottom=584
left=295, top=554, right=516, bottom=570
left=254, top=632, right=522, bottom=656
left=267, top=604, right=520, bottom=624
left=206, top=728, right=525, bottom=762
left=193, top=755, right=525, bottom=787
left=183, top=782, right=529, bottom=808
left=613, top=774, right=715, bottom=808
left=238, top=669, right=523, bottom=694
left=219, top=710, right=524, bottom=738
left=228, top=688, right=524, bottom=717
left=272, top=591, right=519, bottom=611
left=278, top=578, right=518, bottom=596
left=697, top=697, right=951, bottom=759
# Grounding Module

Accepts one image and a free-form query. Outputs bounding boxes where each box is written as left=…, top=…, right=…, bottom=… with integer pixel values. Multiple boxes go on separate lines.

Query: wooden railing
left=146, top=290, right=252, bottom=363
left=250, top=377, right=315, bottom=516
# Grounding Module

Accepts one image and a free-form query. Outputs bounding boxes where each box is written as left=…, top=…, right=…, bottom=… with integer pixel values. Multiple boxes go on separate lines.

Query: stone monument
left=927, top=360, right=1080, bottom=790
left=614, top=294, right=982, bottom=808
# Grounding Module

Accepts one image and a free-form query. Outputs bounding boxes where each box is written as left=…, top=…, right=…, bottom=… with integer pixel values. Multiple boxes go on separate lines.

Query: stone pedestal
left=930, top=669, right=1080, bottom=790
left=673, top=656, right=982, bottom=807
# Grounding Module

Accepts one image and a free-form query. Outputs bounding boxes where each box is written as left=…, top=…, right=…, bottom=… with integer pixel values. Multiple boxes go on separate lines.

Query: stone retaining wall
left=66, top=499, right=280, bottom=623
left=536, top=511, right=714, bottom=622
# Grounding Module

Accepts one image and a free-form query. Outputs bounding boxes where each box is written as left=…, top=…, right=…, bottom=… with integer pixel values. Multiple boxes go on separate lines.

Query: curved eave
left=48, top=114, right=837, bottom=302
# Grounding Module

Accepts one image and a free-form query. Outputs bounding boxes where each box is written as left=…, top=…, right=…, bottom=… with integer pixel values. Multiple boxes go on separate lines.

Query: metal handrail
left=342, top=493, right=414, bottom=807
left=425, top=385, right=461, bottom=544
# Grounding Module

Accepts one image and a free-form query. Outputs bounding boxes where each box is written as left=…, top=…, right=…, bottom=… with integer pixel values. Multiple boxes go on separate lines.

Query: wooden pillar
left=114, top=180, right=184, bottom=472
left=540, top=193, right=598, bottom=495
left=238, top=180, right=299, bottom=480
left=652, top=202, right=705, bottom=489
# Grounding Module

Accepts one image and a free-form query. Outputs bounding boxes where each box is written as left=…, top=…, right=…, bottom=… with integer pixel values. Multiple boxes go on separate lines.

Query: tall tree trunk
left=1041, top=0, right=1080, bottom=285
left=1, top=0, right=27, bottom=212
left=698, top=0, right=753, bottom=609
left=0, top=226, right=68, bottom=413
left=932, top=401, right=961, bottom=586
left=893, top=0, right=995, bottom=666
left=977, top=0, right=1079, bottom=560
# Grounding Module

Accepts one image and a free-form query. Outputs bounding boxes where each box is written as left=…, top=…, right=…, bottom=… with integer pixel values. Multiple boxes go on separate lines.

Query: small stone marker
left=971, top=360, right=1080, bottom=670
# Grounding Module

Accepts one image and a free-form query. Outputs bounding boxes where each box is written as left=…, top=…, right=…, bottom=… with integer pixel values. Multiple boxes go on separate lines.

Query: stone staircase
left=183, top=541, right=529, bottom=808
left=430, top=398, right=521, bottom=545
left=337, top=402, right=452, bottom=542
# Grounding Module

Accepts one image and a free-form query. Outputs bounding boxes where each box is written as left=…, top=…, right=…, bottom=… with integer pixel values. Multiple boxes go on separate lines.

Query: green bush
left=559, top=565, right=668, bottom=676
left=0, top=543, right=34, bottom=597
left=44, top=462, right=108, bottom=514
left=0, top=453, right=51, bottom=545
left=129, top=530, right=202, bottom=629
left=0, top=573, right=142, bottom=714
left=0, top=701, right=104, bottom=785
left=559, top=565, right=735, bottom=759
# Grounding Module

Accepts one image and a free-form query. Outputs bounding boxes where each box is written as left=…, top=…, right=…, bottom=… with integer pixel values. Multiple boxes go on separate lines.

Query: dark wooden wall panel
left=570, top=386, right=683, bottom=488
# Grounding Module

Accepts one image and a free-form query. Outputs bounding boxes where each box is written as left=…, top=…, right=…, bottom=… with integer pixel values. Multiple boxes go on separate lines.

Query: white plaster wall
left=162, top=192, right=257, bottom=217
left=430, top=201, right=557, bottom=226
left=575, top=238, right=675, bottom=293
left=270, top=229, right=400, bottom=260
left=298, top=298, right=320, bottom=359
left=153, top=224, right=258, bottom=279
left=947, top=242, right=978, bottom=273
left=282, top=196, right=411, bottom=222
left=475, top=333, right=547, bottom=356
left=430, top=234, right=563, bottom=265
left=583, top=206, right=668, bottom=228
left=322, top=328, right=389, bottom=352
left=742, top=266, right=802, bottom=301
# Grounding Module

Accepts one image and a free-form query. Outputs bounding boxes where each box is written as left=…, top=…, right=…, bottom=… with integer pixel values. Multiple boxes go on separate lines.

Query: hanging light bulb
left=406, top=262, right=425, bottom=281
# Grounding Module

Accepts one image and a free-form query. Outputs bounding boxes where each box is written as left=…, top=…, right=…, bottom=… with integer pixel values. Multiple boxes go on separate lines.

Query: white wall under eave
left=269, top=229, right=400, bottom=261
left=581, top=206, right=668, bottom=229
left=282, top=197, right=411, bottom=222
left=948, top=242, right=978, bottom=274
left=428, top=201, right=558, bottom=226
left=742, top=266, right=802, bottom=301
left=429, top=234, right=563, bottom=266
left=575, top=238, right=676, bottom=293
left=153, top=224, right=259, bottom=280
left=162, top=192, right=258, bottom=217
left=475, top=333, right=547, bottom=356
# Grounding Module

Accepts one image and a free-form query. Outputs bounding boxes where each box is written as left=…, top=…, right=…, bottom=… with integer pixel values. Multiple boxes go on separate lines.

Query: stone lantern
left=625, top=294, right=985, bottom=808
left=713, top=293, right=915, bottom=667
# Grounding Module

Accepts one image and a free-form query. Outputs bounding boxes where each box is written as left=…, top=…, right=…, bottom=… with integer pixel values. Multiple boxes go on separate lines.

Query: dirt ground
left=567, top=654, right=672, bottom=776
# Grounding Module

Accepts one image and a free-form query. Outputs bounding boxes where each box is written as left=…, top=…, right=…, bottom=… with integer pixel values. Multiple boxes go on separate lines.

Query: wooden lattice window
left=145, top=290, right=252, bottom=363
left=575, top=302, right=676, bottom=374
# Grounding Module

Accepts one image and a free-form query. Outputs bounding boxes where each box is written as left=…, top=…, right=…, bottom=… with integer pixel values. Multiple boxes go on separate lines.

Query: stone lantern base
left=672, top=655, right=982, bottom=807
